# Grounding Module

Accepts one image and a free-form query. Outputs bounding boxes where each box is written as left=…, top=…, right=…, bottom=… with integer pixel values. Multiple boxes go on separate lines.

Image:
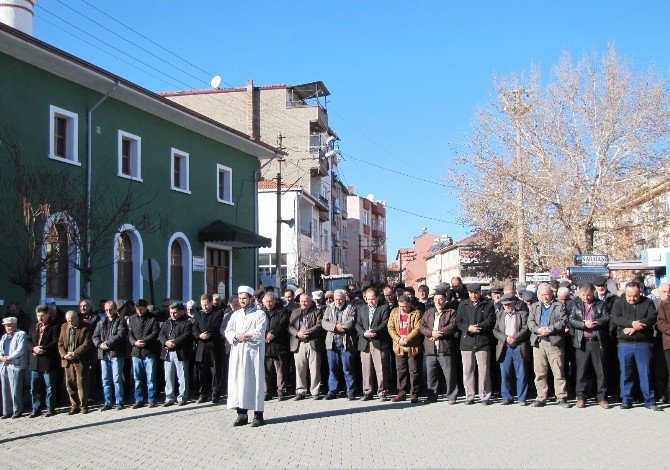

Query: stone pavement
left=0, top=396, right=667, bottom=469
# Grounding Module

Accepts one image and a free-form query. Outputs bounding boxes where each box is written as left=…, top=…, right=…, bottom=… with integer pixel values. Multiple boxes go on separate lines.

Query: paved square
left=0, top=397, right=667, bottom=469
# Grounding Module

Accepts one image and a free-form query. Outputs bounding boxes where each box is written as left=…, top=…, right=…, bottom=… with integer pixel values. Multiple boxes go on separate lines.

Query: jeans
left=500, top=346, right=527, bottom=402
left=100, top=355, right=124, bottom=406
left=30, top=370, right=55, bottom=411
left=619, top=341, right=656, bottom=406
left=164, top=351, right=189, bottom=402
left=132, top=355, right=157, bottom=404
left=326, top=347, right=355, bottom=396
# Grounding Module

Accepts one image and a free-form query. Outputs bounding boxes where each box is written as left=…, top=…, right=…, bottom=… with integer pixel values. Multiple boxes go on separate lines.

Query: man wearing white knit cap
left=224, top=285, right=267, bottom=427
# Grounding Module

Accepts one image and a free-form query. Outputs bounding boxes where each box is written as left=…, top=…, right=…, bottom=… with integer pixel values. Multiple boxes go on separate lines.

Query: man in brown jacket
left=57, top=310, right=93, bottom=414
left=493, top=294, right=530, bottom=405
left=420, top=288, right=458, bottom=404
left=656, top=282, right=670, bottom=403
left=388, top=295, right=423, bottom=403
left=288, top=293, right=324, bottom=400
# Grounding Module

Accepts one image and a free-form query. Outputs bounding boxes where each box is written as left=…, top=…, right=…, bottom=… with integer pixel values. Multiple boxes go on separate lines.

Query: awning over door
left=198, top=220, right=272, bottom=248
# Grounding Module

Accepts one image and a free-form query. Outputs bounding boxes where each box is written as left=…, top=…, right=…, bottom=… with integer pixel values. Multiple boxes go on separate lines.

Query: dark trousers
left=64, top=363, right=90, bottom=409
left=575, top=340, right=606, bottom=401
left=197, top=348, right=223, bottom=398
left=664, top=350, right=670, bottom=400
left=426, top=354, right=458, bottom=400
left=606, top=334, right=620, bottom=399
left=265, top=353, right=290, bottom=396
left=395, top=354, right=420, bottom=396
left=653, top=338, right=668, bottom=401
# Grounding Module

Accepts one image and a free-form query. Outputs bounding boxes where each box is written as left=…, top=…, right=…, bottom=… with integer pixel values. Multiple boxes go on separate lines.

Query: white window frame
left=48, top=105, right=80, bottom=166
left=364, top=212, right=369, bottom=225
left=117, top=130, right=142, bottom=181
left=170, top=148, right=190, bottom=194
left=216, top=164, right=233, bottom=205
left=40, top=212, right=81, bottom=305
left=112, top=224, right=143, bottom=300
left=166, top=232, right=192, bottom=302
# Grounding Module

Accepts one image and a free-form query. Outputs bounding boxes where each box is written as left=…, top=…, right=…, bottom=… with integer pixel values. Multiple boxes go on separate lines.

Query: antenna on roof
left=210, top=75, right=222, bottom=89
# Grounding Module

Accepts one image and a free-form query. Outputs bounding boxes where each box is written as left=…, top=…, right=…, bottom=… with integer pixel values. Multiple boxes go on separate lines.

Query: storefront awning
left=198, top=220, right=272, bottom=248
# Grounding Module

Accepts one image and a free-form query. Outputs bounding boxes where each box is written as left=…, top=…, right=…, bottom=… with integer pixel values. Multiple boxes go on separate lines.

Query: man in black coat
left=128, top=299, right=160, bottom=408
left=92, top=301, right=129, bottom=411
left=27, top=305, right=60, bottom=417
left=356, top=287, right=391, bottom=401
left=193, top=293, right=224, bottom=403
left=159, top=302, right=193, bottom=406
left=456, top=283, right=495, bottom=405
left=262, top=292, right=290, bottom=400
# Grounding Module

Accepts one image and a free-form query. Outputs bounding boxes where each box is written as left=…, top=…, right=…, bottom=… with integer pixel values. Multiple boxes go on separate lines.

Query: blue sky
left=33, top=0, right=670, bottom=260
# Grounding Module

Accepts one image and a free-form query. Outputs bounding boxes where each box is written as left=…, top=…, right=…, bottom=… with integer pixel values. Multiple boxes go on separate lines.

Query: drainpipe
left=85, top=80, right=119, bottom=296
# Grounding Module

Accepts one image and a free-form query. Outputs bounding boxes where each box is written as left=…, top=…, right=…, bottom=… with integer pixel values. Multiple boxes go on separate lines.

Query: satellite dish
left=326, top=136, right=336, bottom=146
left=210, top=75, right=222, bottom=89
left=366, top=194, right=375, bottom=201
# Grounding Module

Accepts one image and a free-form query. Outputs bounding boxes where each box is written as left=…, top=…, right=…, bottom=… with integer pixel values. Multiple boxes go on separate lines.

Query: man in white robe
left=224, top=285, right=267, bottom=427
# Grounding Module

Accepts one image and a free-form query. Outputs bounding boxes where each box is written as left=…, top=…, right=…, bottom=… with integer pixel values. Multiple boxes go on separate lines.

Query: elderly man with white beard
left=224, top=286, right=267, bottom=427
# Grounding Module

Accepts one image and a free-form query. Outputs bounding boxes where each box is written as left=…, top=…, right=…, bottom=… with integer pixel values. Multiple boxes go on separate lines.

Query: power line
left=341, top=153, right=445, bottom=186
left=383, top=204, right=465, bottom=225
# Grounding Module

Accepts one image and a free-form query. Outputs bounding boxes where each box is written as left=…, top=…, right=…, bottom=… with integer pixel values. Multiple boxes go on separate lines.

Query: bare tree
left=451, top=45, right=670, bottom=269
left=0, top=127, right=166, bottom=307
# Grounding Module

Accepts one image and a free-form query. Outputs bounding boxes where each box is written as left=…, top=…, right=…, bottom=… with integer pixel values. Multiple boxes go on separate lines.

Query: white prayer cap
left=237, top=285, right=254, bottom=296
left=312, top=290, right=324, bottom=300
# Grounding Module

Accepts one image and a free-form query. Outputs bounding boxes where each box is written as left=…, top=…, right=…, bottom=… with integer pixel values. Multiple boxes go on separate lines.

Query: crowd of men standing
left=0, top=274, right=668, bottom=426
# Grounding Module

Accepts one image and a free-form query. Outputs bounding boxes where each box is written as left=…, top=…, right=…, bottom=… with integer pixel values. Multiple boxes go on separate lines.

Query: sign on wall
left=192, top=256, right=205, bottom=272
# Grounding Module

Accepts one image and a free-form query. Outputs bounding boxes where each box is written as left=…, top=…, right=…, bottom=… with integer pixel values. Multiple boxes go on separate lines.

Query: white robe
left=224, top=304, right=267, bottom=411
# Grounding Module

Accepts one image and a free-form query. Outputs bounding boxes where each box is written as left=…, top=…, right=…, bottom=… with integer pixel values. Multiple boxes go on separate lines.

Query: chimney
left=245, top=79, right=259, bottom=140
left=0, top=0, right=35, bottom=35
left=347, top=185, right=355, bottom=194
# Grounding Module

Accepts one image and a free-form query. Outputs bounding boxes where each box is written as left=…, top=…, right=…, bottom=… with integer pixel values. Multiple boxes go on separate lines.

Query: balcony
left=372, top=229, right=384, bottom=239
left=299, top=224, right=312, bottom=238
left=363, top=224, right=370, bottom=235
left=363, top=249, right=371, bottom=259
left=371, top=204, right=386, bottom=217
left=310, top=153, right=329, bottom=177
left=372, top=253, right=387, bottom=263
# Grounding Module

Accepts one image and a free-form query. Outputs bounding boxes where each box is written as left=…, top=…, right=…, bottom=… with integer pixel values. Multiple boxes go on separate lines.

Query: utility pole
left=274, top=134, right=285, bottom=291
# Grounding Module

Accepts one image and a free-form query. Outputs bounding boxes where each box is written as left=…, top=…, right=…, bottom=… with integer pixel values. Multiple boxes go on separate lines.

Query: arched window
left=46, top=222, right=69, bottom=298
left=117, top=232, right=133, bottom=300
left=166, top=232, right=192, bottom=302
left=170, top=240, right=183, bottom=300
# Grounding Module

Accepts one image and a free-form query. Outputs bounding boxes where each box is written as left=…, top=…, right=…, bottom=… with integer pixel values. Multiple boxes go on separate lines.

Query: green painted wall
left=0, top=51, right=259, bottom=309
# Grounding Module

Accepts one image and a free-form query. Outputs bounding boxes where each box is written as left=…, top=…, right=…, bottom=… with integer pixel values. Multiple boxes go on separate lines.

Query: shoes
left=294, top=393, right=306, bottom=401
left=211, top=396, right=220, bottom=404
left=519, top=400, right=529, bottom=406
left=81, top=407, right=88, bottom=414
left=447, top=399, right=457, bottom=405
left=196, top=395, right=206, bottom=404
left=115, top=404, right=125, bottom=411
left=11, top=414, right=21, bottom=419
left=464, top=399, right=475, bottom=405
left=163, top=401, right=174, bottom=407
left=424, top=394, right=438, bottom=404
left=347, top=395, right=356, bottom=401
left=481, top=400, right=490, bottom=406
left=277, top=393, right=286, bottom=401
left=501, top=400, right=512, bottom=406
left=233, top=415, right=249, bottom=427
left=251, top=413, right=265, bottom=427
left=599, top=401, right=610, bottom=409
left=29, top=411, right=41, bottom=418
left=576, top=399, right=586, bottom=408
left=532, top=400, right=546, bottom=407
left=620, top=402, right=632, bottom=409
left=131, top=402, right=144, bottom=409
left=558, top=398, right=571, bottom=409
left=100, top=405, right=112, bottom=412
left=68, top=407, right=80, bottom=415
left=177, top=401, right=186, bottom=406
left=379, top=394, right=389, bottom=402
left=645, top=405, right=662, bottom=411
left=313, top=394, right=325, bottom=400
left=0, top=415, right=11, bottom=419
left=410, top=394, right=419, bottom=403
left=148, top=402, right=157, bottom=408
left=45, top=409, right=56, bottom=417
left=391, top=394, right=406, bottom=402
left=324, top=393, right=336, bottom=400
left=361, top=393, right=373, bottom=401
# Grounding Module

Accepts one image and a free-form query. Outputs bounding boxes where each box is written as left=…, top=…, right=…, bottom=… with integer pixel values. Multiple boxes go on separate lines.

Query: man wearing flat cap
left=193, top=293, right=225, bottom=404
left=493, top=294, right=530, bottom=405
left=594, top=276, right=619, bottom=401
left=0, top=316, right=28, bottom=418
left=58, top=310, right=93, bottom=415
left=457, top=283, right=496, bottom=405
left=159, top=302, right=192, bottom=406
left=225, top=285, right=267, bottom=427
left=128, top=299, right=160, bottom=408
left=27, top=304, right=60, bottom=417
